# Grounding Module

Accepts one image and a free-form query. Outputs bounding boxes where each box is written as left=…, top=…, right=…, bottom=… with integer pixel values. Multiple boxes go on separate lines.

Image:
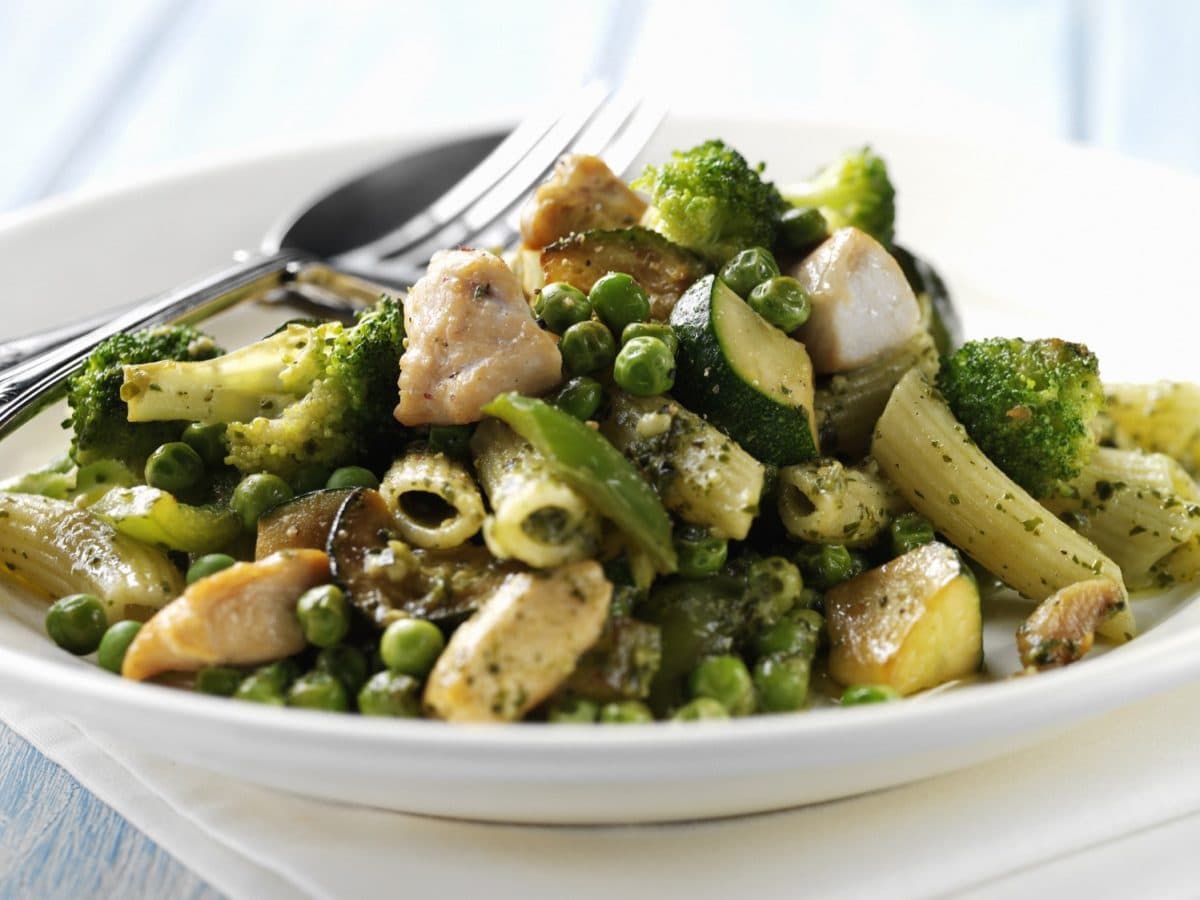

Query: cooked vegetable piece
left=144, top=442, right=205, bottom=494
left=781, top=147, right=896, bottom=247
left=287, top=670, right=350, bottom=711
left=719, top=246, right=780, bottom=297
left=315, top=645, right=369, bottom=695
left=673, top=525, right=729, bottom=578
left=825, top=542, right=982, bottom=695
left=689, top=655, right=756, bottom=716
left=549, top=376, right=604, bottom=421
left=670, top=275, right=818, bottom=466
left=423, top=561, right=613, bottom=722
left=46, top=594, right=108, bottom=655
left=747, top=276, right=812, bottom=332
left=97, top=620, right=142, bottom=673
left=483, top=393, right=677, bottom=573
left=296, top=583, right=350, bottom=648
left=589, top=272, right=651, bottom=334
left=560, top=319, right=617, bottom=376
left=753, top=654, right=812, bottom=713
left=231, top=474, right=293, bottom=531
left=195, top=666, right=243, bottom=696
left=328, top=488, right=510, bottom=626
left=533, top=282, right=592, bottom=334
left=187, top=553, right=237, bottom=585
left=541, top=228, right=707, bottom=321
left=889, top=512, right=936, bottom=557
left=872, top=368, right=1136, bottom=644
left=397, top=249, right=561, bottom=426
left=840, top=685, right=901, bottom=705
left=633, top=139, right=787, bottom=265
left=90, top=486, right=241, bottom=554
left=794, top=543, right=865, bottom=590
left=520, top=153, right=647, bottom=250
left=613, top=336, right=675, bottom=397
left=1103, top=382, right=1200, bottom=477
left=790, top=228, right=922, bottom=373
left=547, top=697, right=600, bottom=723
left=325, top=466, right=378, bottom=490
left=620, top=322, right=678, bottom=354
left=562, top=615, right=662, bottom=702
left=0, top=492, right=183, bottom=620
left=891, top=244, right=962, bottom=354
left=121, top=549, right=330, bottom=681
left=181, top=423, right=228, bottom=468
left=358, top=671, right=421, bottom=717
left=379, top=451, right=485, bottom=550
left=380, top=618, right=445, bottom=678
left=1017, top=578, right=1125, bottom=670
left=598, top=700, right=654, bottom=724
left=255, top=488, right=354, bottom=559
left=937, top=337, right=1103, bottom=498
left=234, top=659, right=300, bottom=705
left=776, top=458, right=905, bottom=548
left=746, top=556, right=805, bottom=626
left=673, top=697, right=731, bottom=721
left=777, top=206, right=829, bottom=251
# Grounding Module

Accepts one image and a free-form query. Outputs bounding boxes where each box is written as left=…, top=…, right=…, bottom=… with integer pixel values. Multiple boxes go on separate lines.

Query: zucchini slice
left=669, top=276, right=819, bottom=466
left=541, top=227, right=707, bottom=321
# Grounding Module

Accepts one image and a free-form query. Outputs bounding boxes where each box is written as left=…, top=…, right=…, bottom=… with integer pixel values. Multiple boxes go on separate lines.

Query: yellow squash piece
left=122, top=549, right=329, bottom=681
left=825, top=542, right=982, bottom=696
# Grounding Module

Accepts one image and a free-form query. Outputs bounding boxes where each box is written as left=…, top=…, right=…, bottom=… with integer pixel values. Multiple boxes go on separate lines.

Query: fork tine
left=337, top=82, right=612, bottom=270
left=376, top=94, right=665, bottom=280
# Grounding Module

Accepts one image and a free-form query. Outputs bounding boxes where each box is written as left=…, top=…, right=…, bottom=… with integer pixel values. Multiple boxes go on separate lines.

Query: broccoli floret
left=936, top=338, right=1103, bottom=498
left=782, top=147, right=896, bottom=246
left=632, top=139, right=786, bottom=266
left=66, top=325, right=222, bottom=466
left=120, top=296, right=406, bottom=479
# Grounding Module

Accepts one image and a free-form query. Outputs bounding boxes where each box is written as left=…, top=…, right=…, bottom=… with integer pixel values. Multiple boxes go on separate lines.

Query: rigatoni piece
left=471, top=419, right=603, bottom=568
left=601, top=392, right=764, bottom=540
left=871, top=368, right=1135, bottom=643
left=776, top=457, right=906, bottom=548
left=380, top=451, right=485, bottom=550
left=423, top=561, right=613, bottom=722
left=1042, top=447, right=1200, bottom=589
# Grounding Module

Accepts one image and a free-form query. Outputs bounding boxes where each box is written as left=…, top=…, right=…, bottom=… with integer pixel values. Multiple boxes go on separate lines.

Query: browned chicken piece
left=519, top=154, right=647, bottom=250
left=122, top=549, right=330, bottom=681
left=423, top=560, right=612, bottom=722
left=395, top=249, right=562, bottom=426
left=1017, top=578, right=1126, bottom=670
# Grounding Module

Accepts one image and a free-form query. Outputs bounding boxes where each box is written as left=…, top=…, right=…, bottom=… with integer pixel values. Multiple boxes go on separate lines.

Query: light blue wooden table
left=1, top=1, right=1195, bottom=895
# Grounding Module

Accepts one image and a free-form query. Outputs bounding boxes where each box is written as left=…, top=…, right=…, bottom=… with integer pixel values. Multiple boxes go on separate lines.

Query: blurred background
left=1, top=0, right=1197, bottom=216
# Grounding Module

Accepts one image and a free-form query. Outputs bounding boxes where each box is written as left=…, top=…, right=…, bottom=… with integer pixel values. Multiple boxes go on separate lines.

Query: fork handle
left=0, top=248, right=310, bottom=441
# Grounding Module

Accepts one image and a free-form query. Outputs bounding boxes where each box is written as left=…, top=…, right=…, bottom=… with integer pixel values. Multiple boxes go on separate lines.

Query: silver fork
left=0, top=86, right=664, bottom=439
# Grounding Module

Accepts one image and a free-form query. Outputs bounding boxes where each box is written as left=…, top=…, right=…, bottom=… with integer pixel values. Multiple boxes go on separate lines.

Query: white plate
left=2, top=118, right=1200, bottom=825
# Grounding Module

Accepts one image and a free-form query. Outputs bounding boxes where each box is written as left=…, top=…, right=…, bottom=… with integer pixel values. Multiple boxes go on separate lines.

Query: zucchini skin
left=669, top=276, right=818, bottom=466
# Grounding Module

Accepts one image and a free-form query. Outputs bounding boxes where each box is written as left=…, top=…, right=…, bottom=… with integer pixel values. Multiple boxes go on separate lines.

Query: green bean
left=45, top=594, right=107, bottom=655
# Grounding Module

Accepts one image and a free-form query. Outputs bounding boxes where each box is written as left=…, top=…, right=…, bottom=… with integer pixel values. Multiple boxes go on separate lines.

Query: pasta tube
left=379, top=451, right=485, bottom=550
left=871, top=369, right=1135, bottom=643
left=470, top=419, right=602, bottom=568
left=777, top=458, right=906, bottom=547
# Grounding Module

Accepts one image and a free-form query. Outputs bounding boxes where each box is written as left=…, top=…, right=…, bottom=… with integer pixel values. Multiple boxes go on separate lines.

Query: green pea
left=754, top=655, right=811, bottom=713
left=719, top=247, right=780, bottom=297
left=357, top=670, right=421, bottom=717
left=613, top=336, right=675, bottom=396
left=325, top=466, right=378, bottom=491
left=688, top=655, right=756, bottom=716
left=747, top=556, right=804, bottom=625
left=287, top=671, right=350, bottom=712
left=754, top=617, right=819, bottom=660
left=45, top=594, right=107, bottom=655
left=195, top=666, right=244, bottom=696
left=144, top=441, right=205, bottom=494
left=380, top=618, right=445, bottom=678
left=428, top=424, right=473, bottom=460
left=840, top=684, right=902, bottom=705
left=96, top=620, right=141, bottom=674
left=547, top=697, right=599, bottom=723
left=296, top=584, right=350, bottom=648
left=291, top=465, right=332, bottom=494
left=748, top=276, right=812, bottom=332
left=621, top=321, right=679, bottom=355
left=535, top=282, right=592, bottom=334
left=794, top=544, right=865, bottom=590
left=673, top=525, right=728, bottom=577
left=778, top=206, right=829, bottom=250
left=231, top=473, right=293, bottom=530
left=672, top=697, right=730, bottom=721
left=180, top=423, right=228, bottom=468
left=234, top=659, right=299, bottom=705
left=560, top=320, right=616, bottom=376
left=186, top=553, right=237, bottom=585
left=795, top=587, right=824, bottom=612
left=315, top=645, right=370, bottom=695
left=550, top=376, right=604, bottom=421
left=890, top=512, right=936, bottom=557
left=598, top=700, right=654, bottom=724
left=589, top=272, right=650, bottom=334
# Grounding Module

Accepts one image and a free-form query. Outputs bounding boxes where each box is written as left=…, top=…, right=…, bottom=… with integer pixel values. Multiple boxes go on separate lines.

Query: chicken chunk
left=519, top=154, right=647, bottom=250
left=1017, top=578, right=1125, bottom=670
left=395, top=249, right=562, bottom=426
left=424, top=560, right=612, bottom=722
left=121, top=549, right=329, bottom=681
left=790, top=227, right=921, bottom=373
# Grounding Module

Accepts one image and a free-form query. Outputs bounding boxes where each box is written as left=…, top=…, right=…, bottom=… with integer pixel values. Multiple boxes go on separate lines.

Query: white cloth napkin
left=5, top=683, right=1200, bottom=900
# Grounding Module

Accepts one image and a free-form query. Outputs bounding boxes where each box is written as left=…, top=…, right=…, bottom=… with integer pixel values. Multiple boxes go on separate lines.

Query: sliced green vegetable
left=482, top=393, right=677, bottom=573
left=90, top=486, right=241, bottom=554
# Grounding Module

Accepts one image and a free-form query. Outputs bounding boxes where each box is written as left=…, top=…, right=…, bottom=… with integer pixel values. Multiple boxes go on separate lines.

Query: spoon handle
left=0, top=249, right=308, bottom=440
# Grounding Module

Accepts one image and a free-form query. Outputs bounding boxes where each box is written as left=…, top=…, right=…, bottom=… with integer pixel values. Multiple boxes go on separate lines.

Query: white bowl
left=2, top=117, right=1199, bottom=824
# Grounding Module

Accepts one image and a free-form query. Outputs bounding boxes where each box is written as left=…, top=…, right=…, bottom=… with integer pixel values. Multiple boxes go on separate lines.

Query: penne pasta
left=379, top=451, right=485, bottom=549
